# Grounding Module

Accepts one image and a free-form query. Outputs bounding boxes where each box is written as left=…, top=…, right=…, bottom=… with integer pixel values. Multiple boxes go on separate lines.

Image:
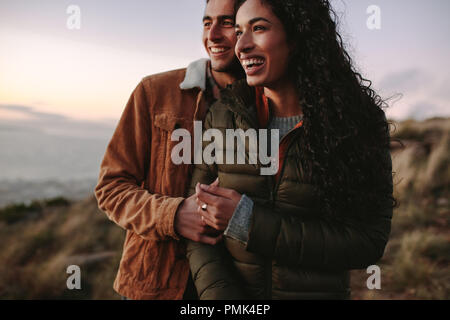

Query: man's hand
left=174, top=193, right=223, bottom=245
left=195, top=179, right=242, bottom=232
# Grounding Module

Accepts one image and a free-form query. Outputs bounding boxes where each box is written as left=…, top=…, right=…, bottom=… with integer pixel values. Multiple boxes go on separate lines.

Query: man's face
left=203, top=0, right=238, bottom=73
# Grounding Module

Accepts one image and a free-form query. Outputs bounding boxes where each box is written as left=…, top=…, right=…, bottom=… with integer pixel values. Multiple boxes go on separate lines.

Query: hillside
left=0, top=196, right=124, bottom=299
left=351, top=117, right=450, bottom=299
left=0, top=118, right=449, bottom=300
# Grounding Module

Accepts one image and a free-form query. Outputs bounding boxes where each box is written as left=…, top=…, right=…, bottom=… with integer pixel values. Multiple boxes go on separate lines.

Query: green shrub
left=44, top=197, right=71, bottom=207
left=0, top=202, right=42, bottom=224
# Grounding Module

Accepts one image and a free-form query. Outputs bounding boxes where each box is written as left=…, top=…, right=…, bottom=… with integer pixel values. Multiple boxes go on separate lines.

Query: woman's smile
left=240, top=55, right=266, bottom=75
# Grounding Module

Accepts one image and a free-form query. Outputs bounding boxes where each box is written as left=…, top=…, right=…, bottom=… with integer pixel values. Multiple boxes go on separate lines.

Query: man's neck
left=264, top=80, right=303, bottom=118
left=211, top=68, right=239, bottom=89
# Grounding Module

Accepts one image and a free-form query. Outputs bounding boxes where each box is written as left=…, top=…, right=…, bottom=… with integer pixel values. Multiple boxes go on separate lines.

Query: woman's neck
left=263, top=80, right=303, bottom=118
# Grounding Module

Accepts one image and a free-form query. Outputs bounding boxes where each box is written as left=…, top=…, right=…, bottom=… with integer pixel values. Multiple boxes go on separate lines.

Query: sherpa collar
left=179, top=58, right=210, bottom=91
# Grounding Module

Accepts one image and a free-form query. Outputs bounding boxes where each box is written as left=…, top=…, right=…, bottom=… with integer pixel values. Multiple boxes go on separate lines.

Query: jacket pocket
left=152, top=113, right=192, bottom=194
left=154, top=113, right=190, bottom=132
left=154, top=114, right=192, bottom=158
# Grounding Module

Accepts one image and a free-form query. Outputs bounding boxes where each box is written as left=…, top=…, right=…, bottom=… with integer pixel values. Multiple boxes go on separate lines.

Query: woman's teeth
left=242, top=58, right=265, bottom=68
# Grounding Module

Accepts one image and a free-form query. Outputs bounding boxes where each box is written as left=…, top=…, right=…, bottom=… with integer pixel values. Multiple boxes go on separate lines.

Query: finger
left=204, top=226, right=222, bottom=237
left=196, top=214, right=222, bottom=236
left=201, top=222, right=219, bottom=234
left=199, top=234, right=223, bottom=246
left=199, top=209, right=227, bottom=232
left=203, top=215, right=222, bottom=231
left=195, top=184, right=206, bottom=207
left=196, top=188, right=222, bottom=207
left=195, top=182, right=202, bottom=196
left=197, top=213, right=208, bottom=227
left=197, top=206, right=218, bottom=229
left=203, top=216, right=219, bottom=230
left=200, top=183, right=237, bottom=200
left=197, top=200, right=223, bottom=226
left=210, top=178, right=219, bottom=187
left=195, top=197, right=203, bottom=207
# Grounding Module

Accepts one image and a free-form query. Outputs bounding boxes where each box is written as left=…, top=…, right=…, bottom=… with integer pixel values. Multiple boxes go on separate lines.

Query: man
left=95, top=0, right=242, bottom=300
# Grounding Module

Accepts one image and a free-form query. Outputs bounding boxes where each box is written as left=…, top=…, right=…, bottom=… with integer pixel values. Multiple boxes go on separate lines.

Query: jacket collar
left=179, top=58, right=210, bottom=91
left=220, top=81, right=304, bottom=131
left=219, top=79, right=260, bottom=129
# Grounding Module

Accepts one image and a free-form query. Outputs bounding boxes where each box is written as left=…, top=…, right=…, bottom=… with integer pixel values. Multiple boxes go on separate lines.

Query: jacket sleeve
left=94, top=80, right=185, bottom=242
left=246, top=148, right=394, bottom=270
left=186, top=240, right=247, bottom=300
left=185, top=111, right=247, bottom=300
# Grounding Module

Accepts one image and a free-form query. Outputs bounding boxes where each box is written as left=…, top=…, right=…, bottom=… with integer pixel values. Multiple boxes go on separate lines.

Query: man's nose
left=209, top=22, right=223, bottom=42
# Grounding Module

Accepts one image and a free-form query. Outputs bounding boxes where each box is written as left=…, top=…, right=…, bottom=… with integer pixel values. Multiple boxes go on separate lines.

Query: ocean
left=0, top=120, right=114, bottom=207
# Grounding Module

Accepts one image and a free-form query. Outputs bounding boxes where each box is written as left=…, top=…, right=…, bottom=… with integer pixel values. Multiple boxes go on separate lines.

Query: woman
left=186, top=0, right=396, bottom=300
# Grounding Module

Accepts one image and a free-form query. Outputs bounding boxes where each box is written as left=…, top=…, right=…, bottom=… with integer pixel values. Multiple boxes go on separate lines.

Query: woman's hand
left=174, top=193, right=223, bottom=245
left=195, top=179, right=243, bottom=232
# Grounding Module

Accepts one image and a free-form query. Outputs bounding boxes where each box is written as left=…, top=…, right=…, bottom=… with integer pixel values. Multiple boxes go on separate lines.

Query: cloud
left=378, top=69, right=431, bottom=94
left=378, top=68, right=450, bottom=121
left=0, top=104, right=116, bottom=140
left=0, top=104, right=67, bottom=122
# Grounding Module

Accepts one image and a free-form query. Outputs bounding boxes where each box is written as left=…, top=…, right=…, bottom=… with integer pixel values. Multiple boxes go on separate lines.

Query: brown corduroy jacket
left=95, top=59, right=210, bottom=300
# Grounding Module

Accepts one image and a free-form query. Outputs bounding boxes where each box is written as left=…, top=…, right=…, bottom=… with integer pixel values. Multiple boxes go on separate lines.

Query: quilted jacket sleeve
left=246, top=147, right=394, bottom=271
left=186, top=111, right=247, bottom=300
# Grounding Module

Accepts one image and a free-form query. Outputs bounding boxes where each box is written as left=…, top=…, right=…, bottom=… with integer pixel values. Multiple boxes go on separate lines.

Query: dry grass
left=0, top=196, right=124, bottom=299
left=351, top=117, right=450, bottom=300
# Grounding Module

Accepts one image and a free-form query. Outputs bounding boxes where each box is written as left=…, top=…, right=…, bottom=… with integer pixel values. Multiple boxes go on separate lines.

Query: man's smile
left=209, top=46, right=231, bottom=56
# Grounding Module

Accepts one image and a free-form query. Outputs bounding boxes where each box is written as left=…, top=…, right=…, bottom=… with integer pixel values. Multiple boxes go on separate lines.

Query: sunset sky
left=1, top=0, right=449, bottom=123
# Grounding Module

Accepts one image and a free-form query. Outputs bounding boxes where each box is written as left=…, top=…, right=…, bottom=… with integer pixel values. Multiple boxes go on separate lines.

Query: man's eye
left=223, top=20, right=234, bottom=27
left=204, top=22, right=212, bottom=28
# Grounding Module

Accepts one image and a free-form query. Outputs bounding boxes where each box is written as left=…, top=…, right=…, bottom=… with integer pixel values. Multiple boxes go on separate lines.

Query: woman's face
left=235, top=0, right=291, bottom=87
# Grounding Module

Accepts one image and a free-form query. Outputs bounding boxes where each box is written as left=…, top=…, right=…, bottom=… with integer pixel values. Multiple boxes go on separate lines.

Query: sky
left=0, top=0, right=449, bottom=125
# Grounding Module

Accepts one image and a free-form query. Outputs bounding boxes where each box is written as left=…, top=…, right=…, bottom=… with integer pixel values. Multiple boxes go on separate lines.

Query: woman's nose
left=236, top=32, right=254, bottom=55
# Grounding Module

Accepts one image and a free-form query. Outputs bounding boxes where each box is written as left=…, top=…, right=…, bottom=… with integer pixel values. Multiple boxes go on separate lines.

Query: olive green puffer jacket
left=186, top=80, right=393, bottom=300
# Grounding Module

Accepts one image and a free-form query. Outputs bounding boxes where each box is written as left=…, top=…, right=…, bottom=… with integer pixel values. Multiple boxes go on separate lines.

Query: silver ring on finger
left=201, top=203, right=208, bottom=211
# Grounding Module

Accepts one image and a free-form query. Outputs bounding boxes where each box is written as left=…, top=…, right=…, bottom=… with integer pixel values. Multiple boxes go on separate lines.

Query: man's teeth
left=211, top=47, right=227, bottom=53
left=242, top=58, right=265, bottom=67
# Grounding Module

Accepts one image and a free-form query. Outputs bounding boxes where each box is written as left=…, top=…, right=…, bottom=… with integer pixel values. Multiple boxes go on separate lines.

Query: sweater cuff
left=224, top=194, right=254, bottom=245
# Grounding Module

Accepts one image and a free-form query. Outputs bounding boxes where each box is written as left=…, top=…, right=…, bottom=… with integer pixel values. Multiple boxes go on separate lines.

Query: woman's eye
left=253, top=25, right=266, bottom=32
left=235, top=30, right=242, bottom=37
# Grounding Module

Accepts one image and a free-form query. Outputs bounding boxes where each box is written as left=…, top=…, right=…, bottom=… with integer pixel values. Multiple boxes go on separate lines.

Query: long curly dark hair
left=236, top=0, right=397, bottom=218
